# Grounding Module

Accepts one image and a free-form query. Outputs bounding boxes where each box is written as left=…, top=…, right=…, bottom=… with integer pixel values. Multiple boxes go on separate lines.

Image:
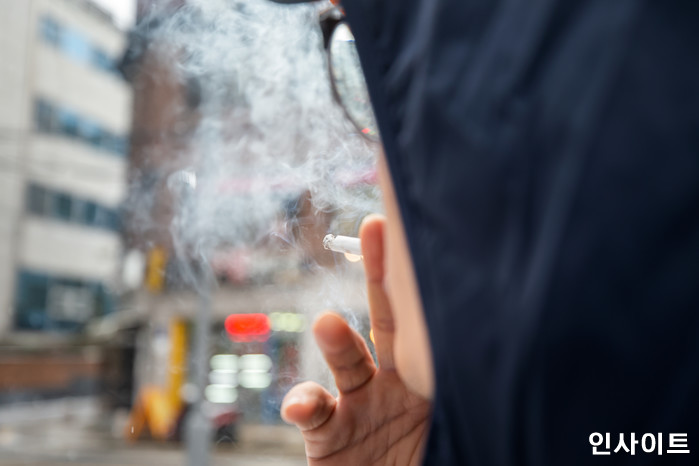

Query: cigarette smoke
left=138, top=0, right=380, bottom=261
left=126, top=0, right=381, bottom=389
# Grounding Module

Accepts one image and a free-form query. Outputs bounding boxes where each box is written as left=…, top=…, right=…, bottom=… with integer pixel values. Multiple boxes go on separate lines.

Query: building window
left=38, top=16, right=122, bottom=79
left=110, top=136, right=128, bottom=155
left=78, top=119, right=102, bottom=147
left=34, top=97, right=128, bottom=156
left=14, top=270, right=114, bottom=332
left=26, top=183, right=121, bottom=233
left=83, top=201, right=98, bottom=226
left=92, top=204, right=109, bottom=228
left=90, top=204, right=120, bottom=231
left=27, top=185, right=50, bottom=216
left=39, top=16, right=62, bottom=46
left=35, top=99, right=57, bottom=132
left=54, top=192, right=73, bottom=221
left=106, top=209, right=121, bottom=231
left=47, top=283, right=95, bottom=323
left=60, top=29, right=93, bottom=64
left=70, top=199, right=87, bottom=224
left=57, top=108, right=79, bottom=138
left=92, top=48, right=114, bottom=73
left=14, top=271, right=50, bottom=330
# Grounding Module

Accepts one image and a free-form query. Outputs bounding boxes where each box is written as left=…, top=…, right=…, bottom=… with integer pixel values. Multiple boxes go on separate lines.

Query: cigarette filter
left=322, top=234, right=362, bottom=256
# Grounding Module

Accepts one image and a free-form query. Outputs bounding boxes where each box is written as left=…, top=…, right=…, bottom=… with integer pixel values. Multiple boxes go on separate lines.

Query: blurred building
left=0, top=0, right=131, bottom=402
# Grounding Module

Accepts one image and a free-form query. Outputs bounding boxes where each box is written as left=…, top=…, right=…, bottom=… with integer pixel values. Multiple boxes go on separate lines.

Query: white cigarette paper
left=322, top=234, right=362, bottom=256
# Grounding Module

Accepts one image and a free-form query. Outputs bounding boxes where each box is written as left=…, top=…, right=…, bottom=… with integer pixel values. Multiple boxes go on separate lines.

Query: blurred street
left=0, top=398, right=307, bottom=466
left=0, top=1, right=368, bottom=464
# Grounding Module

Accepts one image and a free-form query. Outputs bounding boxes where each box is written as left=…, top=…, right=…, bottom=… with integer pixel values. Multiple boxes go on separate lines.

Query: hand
left=281, top=215, right=431, bottom=465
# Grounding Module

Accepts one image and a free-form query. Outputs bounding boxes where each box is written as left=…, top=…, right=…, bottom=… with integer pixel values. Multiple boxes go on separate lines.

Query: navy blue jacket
left=344, top=1, right=699, bottom=464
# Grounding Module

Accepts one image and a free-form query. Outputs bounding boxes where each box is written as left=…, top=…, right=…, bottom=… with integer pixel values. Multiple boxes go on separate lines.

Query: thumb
left=281, top=381, right=337, bottom=431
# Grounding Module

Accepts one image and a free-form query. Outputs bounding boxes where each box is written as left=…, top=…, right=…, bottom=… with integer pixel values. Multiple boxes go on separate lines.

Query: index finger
left=359, top=214, right=395, bottom=370
left=314, top=312, right=376, bottom=394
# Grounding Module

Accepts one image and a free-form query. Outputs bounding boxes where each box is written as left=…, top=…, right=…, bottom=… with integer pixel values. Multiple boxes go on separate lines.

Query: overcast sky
left=91, top=0, right=137, bottom=29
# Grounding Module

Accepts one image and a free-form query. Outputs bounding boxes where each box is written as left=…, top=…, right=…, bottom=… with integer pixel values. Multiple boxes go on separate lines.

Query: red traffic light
left=225, top=313, right=271, bottom=342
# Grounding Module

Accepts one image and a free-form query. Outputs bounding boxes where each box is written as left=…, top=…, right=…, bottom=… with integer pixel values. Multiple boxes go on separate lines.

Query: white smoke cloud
left=133, top=0, right=381, bottom=281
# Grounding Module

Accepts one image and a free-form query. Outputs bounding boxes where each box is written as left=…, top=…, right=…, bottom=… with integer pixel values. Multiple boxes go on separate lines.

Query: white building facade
left=0, top=0, right=131, bottom=336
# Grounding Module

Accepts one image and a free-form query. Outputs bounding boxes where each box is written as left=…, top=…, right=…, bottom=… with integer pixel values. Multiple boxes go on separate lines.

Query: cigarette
left=322, top=234, right=362, bottom=256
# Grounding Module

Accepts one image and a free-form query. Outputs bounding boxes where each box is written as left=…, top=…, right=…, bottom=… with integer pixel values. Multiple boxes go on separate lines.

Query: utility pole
left=186, top=261, right=213, bottom=466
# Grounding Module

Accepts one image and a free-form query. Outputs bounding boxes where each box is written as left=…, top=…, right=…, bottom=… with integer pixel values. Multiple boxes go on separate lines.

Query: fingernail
left=316, top=324, right=335, bottom=345
left=284, top=395, right=303, bottom=406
